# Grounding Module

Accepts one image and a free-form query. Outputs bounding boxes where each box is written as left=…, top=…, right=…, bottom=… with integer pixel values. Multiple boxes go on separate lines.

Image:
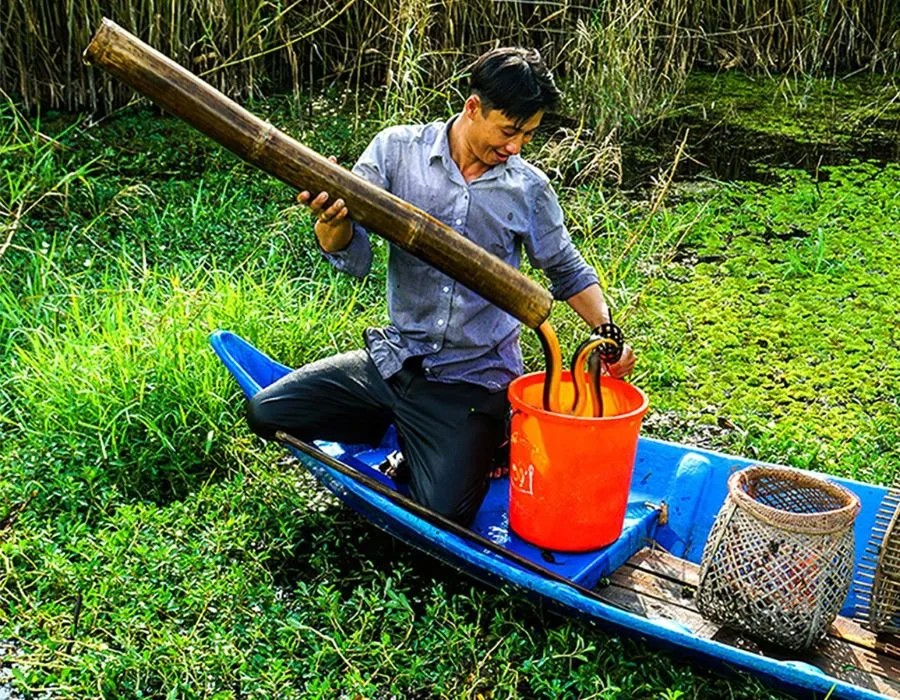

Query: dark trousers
left=246, top=350, right=509, bottom=526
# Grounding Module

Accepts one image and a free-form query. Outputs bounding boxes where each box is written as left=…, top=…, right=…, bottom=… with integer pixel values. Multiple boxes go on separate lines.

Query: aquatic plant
left=1, top=73, right=898, bottom=698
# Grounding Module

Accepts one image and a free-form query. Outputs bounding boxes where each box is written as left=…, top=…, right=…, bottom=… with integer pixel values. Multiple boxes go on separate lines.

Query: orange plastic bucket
left=507, top=371, right=649, bottom=551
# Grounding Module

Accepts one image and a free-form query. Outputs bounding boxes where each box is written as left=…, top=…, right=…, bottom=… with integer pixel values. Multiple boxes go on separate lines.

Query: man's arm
left=525, top=182, right=636, bottom=378
left=566, top=284, right=610, bottom=328
left=295, top=132, right=395, bottom=278
left=565, top=284, right=635, bottom=378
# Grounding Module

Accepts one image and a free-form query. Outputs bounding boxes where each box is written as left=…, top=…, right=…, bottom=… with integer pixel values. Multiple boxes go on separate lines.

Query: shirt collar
left=430, top=113, right=515, bottom=182
left=429, top=114, right=456, bottom=165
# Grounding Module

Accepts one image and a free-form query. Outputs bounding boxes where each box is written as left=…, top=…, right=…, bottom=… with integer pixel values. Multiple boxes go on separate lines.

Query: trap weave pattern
left=871, top=496, right=900, bottom=634
left=696, top=465, right=860, bottom=651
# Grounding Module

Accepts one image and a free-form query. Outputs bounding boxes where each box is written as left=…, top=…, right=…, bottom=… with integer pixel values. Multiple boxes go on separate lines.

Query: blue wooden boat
left=210, top=330, right=899, bottom=699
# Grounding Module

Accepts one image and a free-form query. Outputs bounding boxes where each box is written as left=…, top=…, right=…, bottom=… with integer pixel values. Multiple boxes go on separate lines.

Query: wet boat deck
left=599, top=548, right=900, bottom=698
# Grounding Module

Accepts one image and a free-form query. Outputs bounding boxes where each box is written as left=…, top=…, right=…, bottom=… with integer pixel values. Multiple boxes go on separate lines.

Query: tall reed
left=0, top=97, right=95, bottom=266
left=3, top=0, right=897, bottom=118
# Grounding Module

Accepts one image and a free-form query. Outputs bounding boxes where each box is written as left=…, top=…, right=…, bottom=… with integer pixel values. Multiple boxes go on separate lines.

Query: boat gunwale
left=210, top=329, right=896, bottom=700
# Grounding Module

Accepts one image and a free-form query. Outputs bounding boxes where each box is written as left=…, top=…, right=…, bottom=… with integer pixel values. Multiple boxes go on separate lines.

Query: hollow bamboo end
left=83, top=17, right=119, bottom=66
left=524, top=299, right=553, bottom=329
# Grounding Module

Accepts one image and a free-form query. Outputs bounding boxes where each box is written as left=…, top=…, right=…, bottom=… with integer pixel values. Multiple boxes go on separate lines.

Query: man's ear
left=463, top=94, right=481, bottom=120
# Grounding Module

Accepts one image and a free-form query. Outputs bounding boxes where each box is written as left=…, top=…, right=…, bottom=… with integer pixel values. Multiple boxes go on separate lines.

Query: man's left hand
left=606, top=343, right=635, bottom=379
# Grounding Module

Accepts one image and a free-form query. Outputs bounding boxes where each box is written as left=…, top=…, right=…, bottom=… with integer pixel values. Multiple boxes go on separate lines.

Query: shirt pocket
left=486, top=211, right=527, bottom=261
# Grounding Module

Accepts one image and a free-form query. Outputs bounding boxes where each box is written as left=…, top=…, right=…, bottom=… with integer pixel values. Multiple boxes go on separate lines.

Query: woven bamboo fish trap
left=696, top=465, right=861, bottom=651
left=868, top=493, right=900, bottom=634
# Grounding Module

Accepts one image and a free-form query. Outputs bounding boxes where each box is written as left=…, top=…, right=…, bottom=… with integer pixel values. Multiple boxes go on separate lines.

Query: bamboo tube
left=83, top=18, right=553, bottom=329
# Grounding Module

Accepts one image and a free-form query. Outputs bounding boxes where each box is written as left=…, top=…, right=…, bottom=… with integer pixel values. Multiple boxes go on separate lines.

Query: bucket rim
left=508, top=371, right=649, bottom=423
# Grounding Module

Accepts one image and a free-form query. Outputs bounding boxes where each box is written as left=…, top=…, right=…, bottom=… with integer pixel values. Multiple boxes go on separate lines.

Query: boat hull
left=211, top=330, right=896, bottom=700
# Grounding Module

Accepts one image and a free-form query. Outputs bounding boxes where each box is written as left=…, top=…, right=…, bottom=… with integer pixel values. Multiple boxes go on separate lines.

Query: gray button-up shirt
left=323, top=115, right=599, bottom=391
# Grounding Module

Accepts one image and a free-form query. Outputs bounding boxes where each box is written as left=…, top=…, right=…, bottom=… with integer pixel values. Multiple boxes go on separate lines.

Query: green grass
left=632, top=162, right=900, bottom=486
left=2, top=75, right=899, bottom=697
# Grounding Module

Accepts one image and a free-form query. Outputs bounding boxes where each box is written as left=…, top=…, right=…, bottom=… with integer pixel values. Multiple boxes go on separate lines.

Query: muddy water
left=622, top=119, right=899, bottom=187
left=617, top=72, right=900, bottom=187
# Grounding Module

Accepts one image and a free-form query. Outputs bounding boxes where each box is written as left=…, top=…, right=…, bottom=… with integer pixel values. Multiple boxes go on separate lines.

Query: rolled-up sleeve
left=320, top=130, right=394, bottom=278
left=525, top=182, right=599, bottom=300
left=318, top=222, right=372, bottom=278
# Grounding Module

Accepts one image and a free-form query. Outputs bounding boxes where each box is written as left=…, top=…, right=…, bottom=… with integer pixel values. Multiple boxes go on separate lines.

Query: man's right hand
left=297, top=156, right=353, bottom=252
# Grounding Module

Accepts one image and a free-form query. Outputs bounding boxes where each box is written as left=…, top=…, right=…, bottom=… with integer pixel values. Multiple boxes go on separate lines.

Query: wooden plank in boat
left=712, top=628, right=900, bottom=698
left=830, top=616, right=900, bottom=659
left=595, top=582, right=722, bottom=640
left=608, top=563, right=699, bottom=610
left=629, top=548, right=900, bottom=660
left=603, top=547, right=900, bottom=698
left=626, top=547, right=700, bottom=588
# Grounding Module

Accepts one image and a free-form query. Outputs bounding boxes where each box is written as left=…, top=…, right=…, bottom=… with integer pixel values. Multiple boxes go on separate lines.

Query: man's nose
left=505, top=138, right=522, bottom=155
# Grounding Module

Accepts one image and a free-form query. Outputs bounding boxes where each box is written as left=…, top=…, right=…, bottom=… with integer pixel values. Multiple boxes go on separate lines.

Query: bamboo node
left=247, top=122, right=276, bottom=162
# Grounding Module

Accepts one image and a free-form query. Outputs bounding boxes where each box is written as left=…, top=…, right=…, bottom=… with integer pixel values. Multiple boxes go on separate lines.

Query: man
left=247, top=48, right=635, bottom=526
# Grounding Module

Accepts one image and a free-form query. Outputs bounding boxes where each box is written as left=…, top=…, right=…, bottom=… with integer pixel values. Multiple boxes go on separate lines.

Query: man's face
left=465, top=97, right=543, bottom=167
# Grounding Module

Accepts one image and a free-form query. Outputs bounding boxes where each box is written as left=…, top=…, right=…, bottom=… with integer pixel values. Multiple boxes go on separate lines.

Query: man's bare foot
left=379, top=451, right=409, bottom=483
left=489, top=464, right=510, bottom=480
left=489, top=437, right=511, bottom=480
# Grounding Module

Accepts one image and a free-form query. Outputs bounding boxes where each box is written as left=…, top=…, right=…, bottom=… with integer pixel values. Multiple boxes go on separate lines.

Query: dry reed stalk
left=2, top=0, right=896, bottom=126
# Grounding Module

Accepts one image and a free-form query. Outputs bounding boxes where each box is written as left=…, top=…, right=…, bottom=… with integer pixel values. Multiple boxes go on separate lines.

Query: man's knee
left=246, top=392, right=280, bottom=440
left=411, top=479, right=487, bottom=528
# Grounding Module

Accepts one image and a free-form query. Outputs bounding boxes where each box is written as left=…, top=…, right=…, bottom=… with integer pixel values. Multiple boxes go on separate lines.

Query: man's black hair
left=469, top=47, right=561, bottom=124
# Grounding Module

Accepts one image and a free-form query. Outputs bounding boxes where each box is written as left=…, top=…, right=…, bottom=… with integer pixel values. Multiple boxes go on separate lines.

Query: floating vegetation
left=0, top=67, right=897, bottom=697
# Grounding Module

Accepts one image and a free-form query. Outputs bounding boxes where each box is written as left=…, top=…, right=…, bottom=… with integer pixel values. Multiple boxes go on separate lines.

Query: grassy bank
left=1, top=74, right=898, bottom=697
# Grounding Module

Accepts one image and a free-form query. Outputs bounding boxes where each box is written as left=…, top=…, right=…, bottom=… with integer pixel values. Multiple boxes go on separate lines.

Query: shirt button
left=437, top=319, right=444, bottom=326
left=455, top=218, right=462, bottom=225
left=443, top=286, right=450, bottom=293
left=432, top=343, right=439, bottom=350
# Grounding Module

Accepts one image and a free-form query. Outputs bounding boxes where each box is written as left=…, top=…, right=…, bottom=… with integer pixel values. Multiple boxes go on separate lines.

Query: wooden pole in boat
left=83, top=19, right=553, bottom=329
left=275, top=430, right=641, bottom=599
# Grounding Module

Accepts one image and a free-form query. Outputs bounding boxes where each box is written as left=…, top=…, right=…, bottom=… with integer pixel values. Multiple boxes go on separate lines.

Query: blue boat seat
left=210, top=330, right=660, bottom=589
left=323, top=428, right=661, bottom=590
left=472, top=481, right=661, bottom=589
